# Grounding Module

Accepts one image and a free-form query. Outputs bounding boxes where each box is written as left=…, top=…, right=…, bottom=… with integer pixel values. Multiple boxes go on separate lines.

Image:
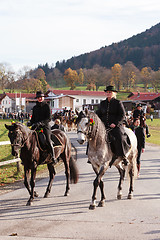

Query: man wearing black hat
left=96, top=85, right=131, bottom=167
left=133, top=103, right=151, bottom=138
left=29, top=91, right=56, bottom=164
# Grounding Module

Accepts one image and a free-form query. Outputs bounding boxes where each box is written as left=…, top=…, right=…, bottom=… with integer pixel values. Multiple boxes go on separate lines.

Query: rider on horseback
left=28, top=91, right=56, bottom=164
left=96, top=85, right=131, bottom=167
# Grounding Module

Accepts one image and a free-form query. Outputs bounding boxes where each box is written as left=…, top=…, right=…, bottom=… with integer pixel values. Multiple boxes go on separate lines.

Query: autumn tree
left=63, top=68, right=78, bottom=90
left=0, top=64, right=7, bottom=90
left=33, top=68, right=48, bottom=93
left=86, top=82, right=96, bottom=91
left=78, top=68, right=84, bottom=85
left=0, top=63, right=15, bottom=91
left=140, top=67, right=153, bottom=91
left=111, top=63, right=122, bottom=90
left=121, top=61, right=140, bottom=90
left=83, top=68, right=97, bottom=90
left=22, top=78, right=43, bottom=93
left=152, top=69, right=160, bottom=91
left=6, top=71, right=16, bottom=93
left=47, top=68, right=63, bottom=87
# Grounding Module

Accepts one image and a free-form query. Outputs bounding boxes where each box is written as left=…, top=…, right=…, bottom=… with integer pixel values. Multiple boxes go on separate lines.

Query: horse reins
left=77, top=117, right=94, bottom=140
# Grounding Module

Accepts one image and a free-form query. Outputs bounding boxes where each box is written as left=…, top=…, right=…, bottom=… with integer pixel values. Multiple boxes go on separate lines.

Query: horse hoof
left=117, top=194, right=122, bottom=200
left=98, top=200, right=105, bottom=207
left=64, top=192, right=69, bottom=196
left=44, top=192, right=49, bottom=198
left=128, top=194, right=133, bottom=199
left=89, top=204, right=96, bottom=210
left=34, top=191, right=39, bottom=197
left=26, top=201, right=31, bottom=206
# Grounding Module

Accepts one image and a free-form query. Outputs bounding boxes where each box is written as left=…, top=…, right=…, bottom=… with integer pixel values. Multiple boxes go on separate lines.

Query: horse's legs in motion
left=128, top=166, right=134, bottom=199
left=26, top=164, right=37, bottom=206
left=89, top=165, right=107, bottom=210
left=116, top=164, right=126, bottom=199
left=44, top=163, right=56, bottom=198
left=62, top=153, right=70, bottom=196
left=24, top=167, right=31, bottom=196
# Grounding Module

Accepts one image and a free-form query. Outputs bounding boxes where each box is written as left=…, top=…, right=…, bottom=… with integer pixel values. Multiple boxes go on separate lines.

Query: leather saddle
left=38, top=132, right=62, bottom=150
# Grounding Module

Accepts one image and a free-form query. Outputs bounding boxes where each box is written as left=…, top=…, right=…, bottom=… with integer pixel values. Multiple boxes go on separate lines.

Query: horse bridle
left=10, top=130, right=30, bottom=148
left=77, top=117, right=93, bottom=139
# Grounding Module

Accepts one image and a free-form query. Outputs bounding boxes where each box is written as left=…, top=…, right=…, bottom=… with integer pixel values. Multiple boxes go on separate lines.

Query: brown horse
left=5, top=122, right=79, bottom=206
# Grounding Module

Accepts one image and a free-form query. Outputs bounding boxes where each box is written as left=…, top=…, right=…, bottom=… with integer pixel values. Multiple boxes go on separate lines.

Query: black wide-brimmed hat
left=35, top=91, right=45, bottom=98
left=104, top=85, right=118, bottom=92
left=137, top=103, right=142, bottom=107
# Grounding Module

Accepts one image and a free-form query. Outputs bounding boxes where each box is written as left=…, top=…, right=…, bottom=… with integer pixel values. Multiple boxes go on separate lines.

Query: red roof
left=49, top=89, right=107, bottom=96
left=129, top=92, right=160, bottom=101
left=6, top=93, right=35, bottom=99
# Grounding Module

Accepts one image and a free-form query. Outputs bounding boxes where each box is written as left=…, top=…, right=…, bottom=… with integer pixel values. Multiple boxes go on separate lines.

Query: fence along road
left=0, top=141, right=20, bottom=167
left=0, top=132, right=160, bottom=240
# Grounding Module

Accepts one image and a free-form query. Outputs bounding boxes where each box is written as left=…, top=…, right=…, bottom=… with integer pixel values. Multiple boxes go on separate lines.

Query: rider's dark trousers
left=43, top=125, right=55, bottom=158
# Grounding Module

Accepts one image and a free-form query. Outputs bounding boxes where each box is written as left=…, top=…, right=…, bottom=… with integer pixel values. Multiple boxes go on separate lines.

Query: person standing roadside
left=130, top=118, right=145, bottom=176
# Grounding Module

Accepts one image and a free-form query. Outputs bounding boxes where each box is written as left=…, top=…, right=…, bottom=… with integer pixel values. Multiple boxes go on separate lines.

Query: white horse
left=76, top=109, right=137, bottom=210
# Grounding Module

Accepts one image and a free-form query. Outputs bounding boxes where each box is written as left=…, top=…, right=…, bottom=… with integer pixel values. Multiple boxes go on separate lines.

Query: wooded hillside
left=53, top=22, right=160, bottom=72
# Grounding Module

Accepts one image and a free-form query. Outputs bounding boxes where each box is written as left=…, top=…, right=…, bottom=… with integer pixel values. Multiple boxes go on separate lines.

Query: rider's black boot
left=49, top=141, right=57, bottom=164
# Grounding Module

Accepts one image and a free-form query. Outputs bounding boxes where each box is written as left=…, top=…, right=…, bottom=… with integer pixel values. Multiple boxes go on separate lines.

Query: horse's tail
left=69, top=156, right=79, bottom=184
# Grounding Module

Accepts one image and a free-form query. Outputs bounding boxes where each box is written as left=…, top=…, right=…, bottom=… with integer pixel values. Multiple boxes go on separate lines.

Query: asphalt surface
left=0, top=131, right=160, bottom=240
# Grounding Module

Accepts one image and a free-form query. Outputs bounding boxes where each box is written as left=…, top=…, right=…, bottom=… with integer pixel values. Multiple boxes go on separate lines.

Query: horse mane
left=15, top=122, right=31, bottom=135
left=89, top=112, right=106, bottom=144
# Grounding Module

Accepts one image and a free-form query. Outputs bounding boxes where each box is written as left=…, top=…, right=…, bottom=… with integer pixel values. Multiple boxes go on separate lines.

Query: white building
left=0, top=93, right=12, bottom=113
left=46, top=89, right=107, bottom=111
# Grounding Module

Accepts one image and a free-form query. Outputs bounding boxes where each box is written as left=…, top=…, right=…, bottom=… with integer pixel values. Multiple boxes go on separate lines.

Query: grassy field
left=145, top=119, right=160, bottom=145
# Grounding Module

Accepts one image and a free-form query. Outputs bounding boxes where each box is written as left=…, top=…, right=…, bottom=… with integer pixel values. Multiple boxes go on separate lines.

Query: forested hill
left=54, top=22, right=160, bottom=72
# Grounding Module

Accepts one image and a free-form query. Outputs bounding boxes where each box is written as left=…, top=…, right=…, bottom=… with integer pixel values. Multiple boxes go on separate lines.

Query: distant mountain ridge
left=55, top=22, right=160, bottom=72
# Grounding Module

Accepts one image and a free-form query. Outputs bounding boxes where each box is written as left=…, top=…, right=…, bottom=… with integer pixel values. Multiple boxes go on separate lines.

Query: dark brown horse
left=5, top=122, right=79, bottom=206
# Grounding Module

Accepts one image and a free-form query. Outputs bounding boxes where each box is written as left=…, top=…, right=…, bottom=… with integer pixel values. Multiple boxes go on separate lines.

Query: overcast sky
left=0, top=0, right=160, bottom=72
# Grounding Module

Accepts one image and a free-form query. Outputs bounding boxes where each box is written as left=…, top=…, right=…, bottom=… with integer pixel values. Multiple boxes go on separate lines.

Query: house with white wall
left=46, top=91, right=75, bottom=113
left=0, top=93, right=12, bottom=113
left=46, top=89, right=107, bottom=111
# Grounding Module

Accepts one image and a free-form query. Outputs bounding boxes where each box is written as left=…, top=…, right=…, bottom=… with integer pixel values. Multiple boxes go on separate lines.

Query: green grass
left=146, top=119, right=160, bottom=145
left=0, top=120, right=46, bottom=185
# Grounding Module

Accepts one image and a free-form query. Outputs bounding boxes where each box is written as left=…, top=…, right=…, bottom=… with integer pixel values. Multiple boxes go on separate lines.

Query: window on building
left=96, top=99, right=98, bottom=104
left=76, top=99, right=79, bottom=102
left=83, top=99, right=86, bottom=104
left=51, top=99, right=54, bottom=107
left=91, top=99, right=94, bottom=104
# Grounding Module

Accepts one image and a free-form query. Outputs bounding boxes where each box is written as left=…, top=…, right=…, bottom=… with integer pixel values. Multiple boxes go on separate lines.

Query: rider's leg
left=44, top=127, right=57, bottom=164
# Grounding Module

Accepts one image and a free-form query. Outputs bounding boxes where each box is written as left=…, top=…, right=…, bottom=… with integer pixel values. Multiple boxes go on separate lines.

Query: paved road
left=0, top=132, right=160, bottom=240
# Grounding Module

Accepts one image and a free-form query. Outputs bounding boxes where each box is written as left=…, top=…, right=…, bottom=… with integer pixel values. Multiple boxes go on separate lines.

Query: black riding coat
left=96, top=97, right=130, bottom=156
left=133, top=109, right=144, bottom=119
left=30, top=101, right=51, bottom=127
left=130, top=125, right=145, bottom=149
left=96, top=98, right=126, bottom=128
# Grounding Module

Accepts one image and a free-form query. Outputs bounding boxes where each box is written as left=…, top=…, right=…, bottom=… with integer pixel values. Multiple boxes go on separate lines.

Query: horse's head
left=5, top=122, right=26, bottom=157
left=76, top=109, right=92, bottom=144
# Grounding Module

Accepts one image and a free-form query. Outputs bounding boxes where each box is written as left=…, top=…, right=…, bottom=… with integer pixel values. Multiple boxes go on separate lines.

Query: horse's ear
left=85, top=108, right=89, bottom=116
left=5, top=124, right=10, bottom=130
